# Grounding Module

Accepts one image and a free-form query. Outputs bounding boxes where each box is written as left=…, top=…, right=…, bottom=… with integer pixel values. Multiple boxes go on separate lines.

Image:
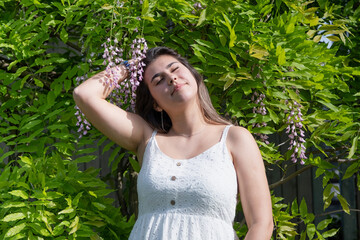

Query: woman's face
left=143, top=55, right=198, bottom=112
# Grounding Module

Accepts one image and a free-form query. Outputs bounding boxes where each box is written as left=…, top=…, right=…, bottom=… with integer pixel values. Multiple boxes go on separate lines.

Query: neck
left=167, top=103, right=208, bottom=137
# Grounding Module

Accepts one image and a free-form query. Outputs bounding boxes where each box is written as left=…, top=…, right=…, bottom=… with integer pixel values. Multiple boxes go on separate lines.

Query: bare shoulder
left=227, top=125, right=255, bottom=144
left=227, top=125, right=263, bottom=165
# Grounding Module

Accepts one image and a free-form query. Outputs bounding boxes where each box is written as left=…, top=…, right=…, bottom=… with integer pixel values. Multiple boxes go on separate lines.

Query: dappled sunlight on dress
left=129, top=125, right=238, bottom=240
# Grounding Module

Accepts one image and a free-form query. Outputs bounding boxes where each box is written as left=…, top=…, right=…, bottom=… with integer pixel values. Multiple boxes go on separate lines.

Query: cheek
left=148, top=85, right=166, bottom=104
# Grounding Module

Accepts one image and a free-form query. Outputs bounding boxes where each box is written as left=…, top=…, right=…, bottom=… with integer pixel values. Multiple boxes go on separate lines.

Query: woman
left=73, top=47, right=273, bottom=239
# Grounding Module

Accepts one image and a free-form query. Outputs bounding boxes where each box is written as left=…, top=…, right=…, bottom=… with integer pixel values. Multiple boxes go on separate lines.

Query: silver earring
left=161, top=111, right=165, bottom=131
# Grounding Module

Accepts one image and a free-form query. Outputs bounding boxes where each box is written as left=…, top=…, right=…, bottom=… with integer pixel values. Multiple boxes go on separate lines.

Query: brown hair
left=135, top=47, right=231, bottom=132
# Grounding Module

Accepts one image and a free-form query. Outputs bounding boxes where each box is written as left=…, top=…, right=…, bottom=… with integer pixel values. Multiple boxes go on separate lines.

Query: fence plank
left=340, top=163, right=358, bottom=240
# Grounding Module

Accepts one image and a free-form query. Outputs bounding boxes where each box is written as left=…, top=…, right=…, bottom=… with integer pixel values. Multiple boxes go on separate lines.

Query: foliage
left=0, top=0, right=359, bottom=239
left=0, top=155, right=133, bottom=239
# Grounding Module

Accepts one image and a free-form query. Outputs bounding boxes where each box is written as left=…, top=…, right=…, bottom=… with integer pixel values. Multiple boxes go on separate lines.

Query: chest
left=154, top=133, right=225, bottom=160
left=138, top=139, right=237, bottom=201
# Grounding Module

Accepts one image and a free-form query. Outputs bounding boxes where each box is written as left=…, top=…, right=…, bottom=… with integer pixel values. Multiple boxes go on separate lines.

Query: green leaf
left=60, top=27, right=68, bottom=43
left=35, top=66, right=55, bottom=74
left=5, top=223, right=26, bottom=238
left=222, top=13, right=236, bottom=48
left=0, top=151, right=15, bottom=162
left=337, top=194, right=350, bottom=214
left=129, top=155, right=140, bottom=172
left=34, top=78, right=44, bottom=87
left=299, top=198, right=307, bottom=218
left=1, top=202, right=26, bottom=209
left=47, top=91, right=56, bottom=107
left=195, top=39, right=214, bottom=49
left=224, top=77, right=235, bottom=90
left=327, top=35, right=340, bottom=42
left=250, top=44, right=269, bottom=60
left=58, top=208, right=74, bottom=214
left=109, top=147, right=121, bottom=165
left=196, top=9, right=206, bottom=27
left=141, top=0, right=149, bottom=16
left=9, top=190, right=28, bottom=200
left=13, top=66, right=28, bottom=80
left=28, top=223, right=51, bottom=236
left=267, top=108, right=279, bottom=124
left=313, top=35, right=322, bottom=43
left=219, top=72, right=235, bottom=90
left=291, top=199, right=299, bottom=215
left=69, top=216, right=79, bottom=234
left=315, top=168, right=326, bottom=178
left=347, top=135, right=358, bottom=159
left=2, top=212, right=26, bottom=222
left=343, top=161, right=359, bottom=180
left=73, top=192, right=83, bottom=207
left=324, top=192, right=334, bottom=210
left=92, top=202, right=106, bottom=210
left=306, top=223, right=316, bottom=240
left=21, top=120, right=42, bottom=130
left=276, top=45, right=286, bottom=65
left=74, top=155, right=97, bottom=163
left=317, top=100, right=339, bottom=112
left=101, top=3, right=113, bottom=10
left=317, top=218, right=332, bottom=230
left=85, top=221, right=106, bottom=228
left=322, top=228, right=339, bottom=238
left=251, top=126, right=275, bottom=134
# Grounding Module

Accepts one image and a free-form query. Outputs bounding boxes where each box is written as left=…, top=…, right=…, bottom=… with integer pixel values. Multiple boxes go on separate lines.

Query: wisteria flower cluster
left=102, top=37, right=148, bottom=110
left=285, top=99, right=307, bottom=164
left=75, top=37, right=148, bottom=137
left=75, top=104, right=91, bottom=138
left=193, top=2, right=205, bottom=10
left=251, top=91, right=270, bottom=145
left=126, top=38, right=148, bottom=108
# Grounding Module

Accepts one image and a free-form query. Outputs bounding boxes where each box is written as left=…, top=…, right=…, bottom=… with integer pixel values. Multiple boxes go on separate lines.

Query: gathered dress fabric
left=129, top=125, right=238, bottom=240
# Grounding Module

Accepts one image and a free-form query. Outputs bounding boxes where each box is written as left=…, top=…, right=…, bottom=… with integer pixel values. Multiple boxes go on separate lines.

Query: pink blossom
left=285, top=99, right=306, bottom=164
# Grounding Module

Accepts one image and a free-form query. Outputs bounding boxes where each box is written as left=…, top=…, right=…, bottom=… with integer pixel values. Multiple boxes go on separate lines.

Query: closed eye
left=155, top=77, right=164, bottom=86
left=171, top=67, right=179, bottom=72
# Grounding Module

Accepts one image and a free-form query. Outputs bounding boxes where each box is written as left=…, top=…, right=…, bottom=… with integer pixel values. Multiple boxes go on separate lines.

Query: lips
left=171, top=84, right=184, bottom=95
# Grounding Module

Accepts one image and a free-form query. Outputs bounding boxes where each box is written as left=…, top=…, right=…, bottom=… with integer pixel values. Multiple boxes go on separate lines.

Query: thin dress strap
left=220, top=125, right=232, bottom=143
left=151, top=129, right=158, bottom=140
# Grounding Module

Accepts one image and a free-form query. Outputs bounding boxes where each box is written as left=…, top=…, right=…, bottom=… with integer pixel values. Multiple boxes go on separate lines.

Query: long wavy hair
left=135, top=47, right=231, bottom=132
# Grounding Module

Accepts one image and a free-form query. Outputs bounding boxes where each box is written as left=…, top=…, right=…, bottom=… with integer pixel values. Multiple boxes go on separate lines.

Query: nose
left=168, top=75, right=177, bottom=85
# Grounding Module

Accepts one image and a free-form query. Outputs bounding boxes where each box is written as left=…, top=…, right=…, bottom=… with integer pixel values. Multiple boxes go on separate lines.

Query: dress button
left=170, top=200, right=176, bottom=205
left=176, top=162, right=181, bottom=166
left=171, top=176, right=177, bottom=181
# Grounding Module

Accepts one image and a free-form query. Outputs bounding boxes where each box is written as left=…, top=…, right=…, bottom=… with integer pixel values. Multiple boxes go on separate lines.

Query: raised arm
left=73, top=64, right=151, bottom=155
left=228, top=126, right=273, bottom=239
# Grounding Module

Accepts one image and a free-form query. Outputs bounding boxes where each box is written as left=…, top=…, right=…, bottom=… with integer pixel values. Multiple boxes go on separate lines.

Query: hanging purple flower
left=285, top=100, right=307, bottom=164
left=75, top=104, right=91, bottom=138
left=251, top=91, right=270, bottom=145
left=75, top=37, right=148, bottom=137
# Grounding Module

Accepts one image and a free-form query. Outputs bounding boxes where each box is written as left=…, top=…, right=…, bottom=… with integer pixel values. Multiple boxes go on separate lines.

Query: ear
left=153, top=102, right=163, bottom=112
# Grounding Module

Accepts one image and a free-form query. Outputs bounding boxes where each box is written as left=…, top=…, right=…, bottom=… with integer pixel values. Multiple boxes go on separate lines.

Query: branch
left=269, top=155, right=357, bottom=189
left=316, top=208, right=360, bottom=218
left=269, top=164, right=313, bottom=189
left=337, top=158, right=360, bottom=163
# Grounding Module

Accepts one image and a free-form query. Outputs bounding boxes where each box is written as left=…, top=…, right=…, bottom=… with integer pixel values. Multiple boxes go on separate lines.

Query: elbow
left=263, top=217, right=274, bottom=239
left=73, top=87, right=81, bottom=104
left=248, top=217, right=274, bottom=239
left=262, top=216, right=274, bottom=238
left=73, top=86, right=86, bottom=106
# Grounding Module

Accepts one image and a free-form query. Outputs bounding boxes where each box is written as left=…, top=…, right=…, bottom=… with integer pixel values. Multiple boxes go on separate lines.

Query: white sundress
left=129, top=125, right=238, bottom=240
